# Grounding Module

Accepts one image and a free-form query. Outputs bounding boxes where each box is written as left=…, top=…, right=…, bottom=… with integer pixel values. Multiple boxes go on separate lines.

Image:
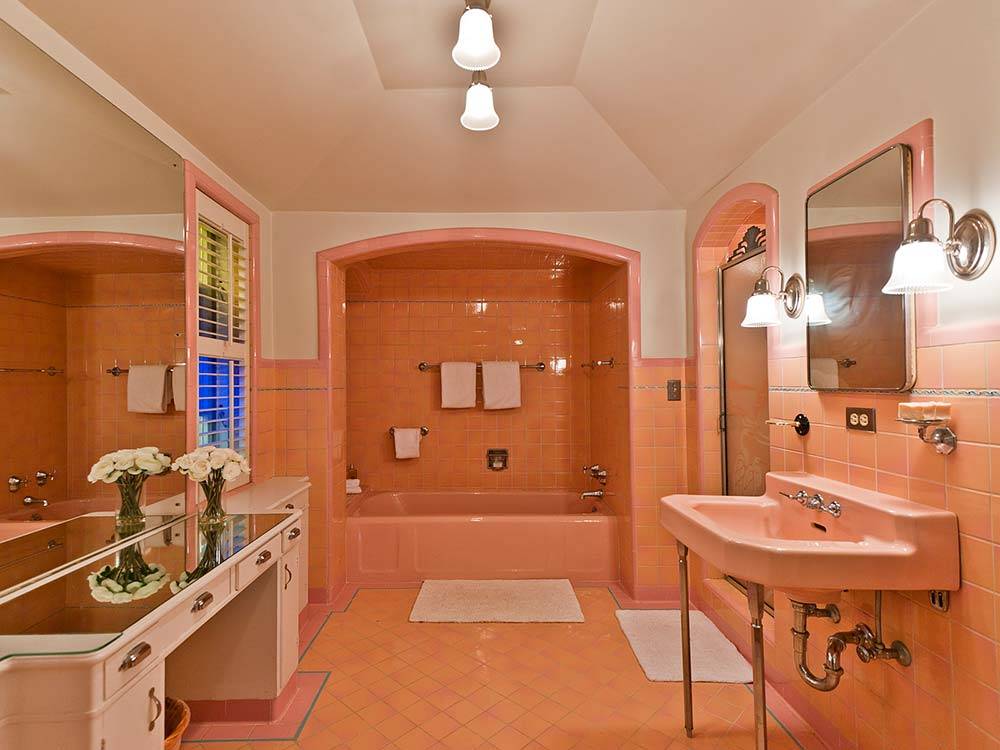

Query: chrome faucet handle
left=8, top=475, right=25, bottom=493
left=779, top=490, right=809, bottom=503
left=583, top=464, right=609, bottom=485
left=35, top=470, right=56, bottom=487
left=824, top=500, right=842, bottom=518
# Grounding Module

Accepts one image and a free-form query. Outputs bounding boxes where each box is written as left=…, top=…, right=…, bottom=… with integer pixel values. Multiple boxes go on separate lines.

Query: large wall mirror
left=806, top=143, right=914, bottom=391
left=0, top=18, right=186, bottom=574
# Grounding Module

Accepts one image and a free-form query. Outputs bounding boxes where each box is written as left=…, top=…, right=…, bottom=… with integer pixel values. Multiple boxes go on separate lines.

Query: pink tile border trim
left=182, top=671, right=329, bottom=743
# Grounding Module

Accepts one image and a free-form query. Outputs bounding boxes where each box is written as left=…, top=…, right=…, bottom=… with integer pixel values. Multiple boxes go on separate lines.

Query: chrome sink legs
left=747, top=582, right=768, bottom=750
left=677, top=542, right=693, bottom=738
left=677, top=541, right=769, bottom=749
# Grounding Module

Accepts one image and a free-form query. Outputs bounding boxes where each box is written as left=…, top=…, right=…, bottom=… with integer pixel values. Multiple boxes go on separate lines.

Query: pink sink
left=660, top=472, right=960, bottom=600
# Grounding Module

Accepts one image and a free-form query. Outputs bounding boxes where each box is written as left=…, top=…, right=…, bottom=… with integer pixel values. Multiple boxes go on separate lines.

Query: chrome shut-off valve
left=583, top=464, right=608, bottom=485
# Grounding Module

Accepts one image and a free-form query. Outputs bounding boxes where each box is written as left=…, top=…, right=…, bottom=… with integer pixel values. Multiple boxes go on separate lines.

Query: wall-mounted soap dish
left=897, top=418, right=957, bottom=454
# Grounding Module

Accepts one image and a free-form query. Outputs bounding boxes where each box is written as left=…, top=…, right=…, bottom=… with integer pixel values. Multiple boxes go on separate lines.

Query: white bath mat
left=410, top=579, right=585, bottom=623
left=616, top=609, right=752, bottom=683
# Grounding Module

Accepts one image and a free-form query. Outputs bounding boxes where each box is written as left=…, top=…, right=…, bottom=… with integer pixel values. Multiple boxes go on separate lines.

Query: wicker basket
left=163, top=697, right=191, bottom=750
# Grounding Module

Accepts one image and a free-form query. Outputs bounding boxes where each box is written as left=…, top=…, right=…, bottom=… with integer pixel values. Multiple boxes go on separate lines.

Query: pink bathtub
left=346, top=491, right=618, bottom=584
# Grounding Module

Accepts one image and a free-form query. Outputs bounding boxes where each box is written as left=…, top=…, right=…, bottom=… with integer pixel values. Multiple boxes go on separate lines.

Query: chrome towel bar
left=417, top=361, right=545, bottom=372
left=389, top=427, right=429, bottom=437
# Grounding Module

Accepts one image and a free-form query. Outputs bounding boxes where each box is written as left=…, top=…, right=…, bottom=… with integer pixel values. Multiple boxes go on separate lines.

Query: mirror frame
left=805, top=142, right=916, bottom=392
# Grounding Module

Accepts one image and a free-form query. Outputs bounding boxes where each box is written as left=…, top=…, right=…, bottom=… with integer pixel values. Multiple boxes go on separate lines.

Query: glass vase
left=115, top=474, right=147, bottom=530
left=199, top=472, right=227, bottom=524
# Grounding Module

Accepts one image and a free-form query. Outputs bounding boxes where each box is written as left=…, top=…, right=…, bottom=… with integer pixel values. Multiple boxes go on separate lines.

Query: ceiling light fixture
left=882, top=198, right=996, bottom=295
left=460, top=71, right=499, bottom=131
left=741, top=266, right=805, bottom=328
left=452, top=1, right=501, bottom=71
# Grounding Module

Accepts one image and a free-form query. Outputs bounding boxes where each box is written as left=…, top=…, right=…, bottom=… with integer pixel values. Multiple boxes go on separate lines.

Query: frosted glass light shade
left=452, top=8, right=501, bottom=71
left=742, top=292, right=781, bottom=328
left=882, top=240, right=954, bottom=294
left=460, top=82, right=499, bottom=131
left=804, top=292, right=832, bottom=326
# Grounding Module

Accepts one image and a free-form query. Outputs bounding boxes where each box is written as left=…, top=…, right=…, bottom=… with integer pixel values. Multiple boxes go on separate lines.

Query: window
left=195, top=192, right=251, bottom=475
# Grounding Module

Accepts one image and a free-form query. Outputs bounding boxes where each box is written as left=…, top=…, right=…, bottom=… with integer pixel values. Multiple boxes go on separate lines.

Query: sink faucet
left=22, top=496, right=48, bottom=507
left=580, top=490, right=605, bottom=500
left=780, top=490, right=841, bottom=518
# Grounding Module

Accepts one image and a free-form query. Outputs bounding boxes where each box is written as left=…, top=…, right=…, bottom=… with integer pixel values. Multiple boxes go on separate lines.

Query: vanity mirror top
left=0, top=511, right=294, bottom=661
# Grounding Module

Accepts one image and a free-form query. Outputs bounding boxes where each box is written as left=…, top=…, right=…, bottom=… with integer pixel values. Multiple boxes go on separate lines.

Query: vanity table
left=0, top=478, right=311, bottom=750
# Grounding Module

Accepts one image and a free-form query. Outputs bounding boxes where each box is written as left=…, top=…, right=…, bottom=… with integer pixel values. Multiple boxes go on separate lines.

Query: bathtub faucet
left=580, top=490, right=605, bottom=500
left=22, top=496, right=48, bottom=507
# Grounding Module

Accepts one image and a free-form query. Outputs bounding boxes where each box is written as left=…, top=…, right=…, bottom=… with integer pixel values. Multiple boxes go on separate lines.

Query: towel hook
left=389, top=427, right=429, bottom=437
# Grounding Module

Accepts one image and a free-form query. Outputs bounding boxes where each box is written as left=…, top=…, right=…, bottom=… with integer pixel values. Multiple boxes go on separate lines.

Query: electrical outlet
left=666, top=379, right=682, bottom=401
left=929, top=590, right=950, bottom=612
left=846, top=407, right=876, bottom=432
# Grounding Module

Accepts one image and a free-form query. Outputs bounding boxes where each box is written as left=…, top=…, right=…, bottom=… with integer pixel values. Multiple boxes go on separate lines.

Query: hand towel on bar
left=171, top=364, right=186, bottom=411
left=126, top=364, right=170, bottom=414
left=346, top=478, right=362, bottom=495
left=393, top=428, right=422, bottom=459
left=481, top=361, right=521, bottom=410
left=440, top=361, right=476, bottom=408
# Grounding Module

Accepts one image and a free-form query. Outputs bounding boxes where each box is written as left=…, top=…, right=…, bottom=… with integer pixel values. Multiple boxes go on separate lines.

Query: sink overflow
left=811, top=522, right=827, bottom=533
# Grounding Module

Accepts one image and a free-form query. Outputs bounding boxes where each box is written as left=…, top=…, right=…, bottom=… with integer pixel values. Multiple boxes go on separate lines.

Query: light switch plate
left=846, top=407, right=876, bottom=432
left=666, top=380, right=682, bottom=401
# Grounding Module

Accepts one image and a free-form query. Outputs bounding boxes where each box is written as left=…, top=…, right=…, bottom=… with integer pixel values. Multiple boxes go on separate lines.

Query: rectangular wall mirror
left=805, top=143, right=914, bottom=391
left=0, top=19, right=186, bottom=573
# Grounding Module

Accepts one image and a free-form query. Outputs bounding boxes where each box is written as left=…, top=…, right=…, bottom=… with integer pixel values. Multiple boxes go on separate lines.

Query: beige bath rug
left=409, top=579, right=585, bottom=623
left=616, top=609, right=752, bottom=682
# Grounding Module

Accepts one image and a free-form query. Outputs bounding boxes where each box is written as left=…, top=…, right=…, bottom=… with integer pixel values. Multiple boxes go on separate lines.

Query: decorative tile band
left=768, top=385, right=1000, bottom=398
left=346, top=298, right=590, bottom=304
left=256, top=386, right=332, bottom=392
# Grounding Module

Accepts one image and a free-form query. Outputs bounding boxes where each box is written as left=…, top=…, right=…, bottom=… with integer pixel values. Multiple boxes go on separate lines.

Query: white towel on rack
left=481, top=361, right=521, bottom=410
left=126, top=365, right=170, bottom=414
left=393, top=428, right=422, bottom=459
left=440, top=361, right=476, bottom=408
left=171, top=364, right=186, bottom=411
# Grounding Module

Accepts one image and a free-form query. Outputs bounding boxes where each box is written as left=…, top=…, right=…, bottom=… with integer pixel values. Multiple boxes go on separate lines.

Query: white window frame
left=195, top=191, right=251, bottom=484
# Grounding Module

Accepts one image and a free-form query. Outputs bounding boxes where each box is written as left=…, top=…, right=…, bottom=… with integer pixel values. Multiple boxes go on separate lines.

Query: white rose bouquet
left=88, top=447, right=172, bottom=523
left=172, top=446, right=250, bottom=522
left=88, top=546, right=170, bottom=604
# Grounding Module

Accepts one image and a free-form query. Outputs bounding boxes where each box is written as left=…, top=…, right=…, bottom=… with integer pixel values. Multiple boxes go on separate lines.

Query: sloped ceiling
left=21, top=0, right=931, bottom=212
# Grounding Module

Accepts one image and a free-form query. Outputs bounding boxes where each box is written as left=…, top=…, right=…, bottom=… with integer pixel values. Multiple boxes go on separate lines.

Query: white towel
left=440, top=362, right=476, bottom=408
left=346, top=478, right=362, bottom=495
left=126, top=365, right=170, bottom=414
left=393, top=428, right=422, bottom=459
left=481, top=361, right=521, bottom=410
left=171, top=364, right=186, bottom=411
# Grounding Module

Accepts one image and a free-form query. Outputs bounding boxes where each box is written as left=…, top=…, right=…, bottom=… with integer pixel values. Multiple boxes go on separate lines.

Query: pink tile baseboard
left=182, top=671, right=328, bottom=743
left=187, top=671, right=300, bottom=724
left=609, top=582, right=680, bottom=609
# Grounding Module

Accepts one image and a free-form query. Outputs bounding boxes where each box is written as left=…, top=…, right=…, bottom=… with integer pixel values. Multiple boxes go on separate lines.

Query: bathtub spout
left=580, top=490, right=604, bottom=500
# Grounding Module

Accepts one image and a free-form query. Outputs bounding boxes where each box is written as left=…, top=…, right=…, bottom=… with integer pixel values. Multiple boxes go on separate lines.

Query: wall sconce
left=882, top=198, right=996, bottom=294
left=741, top=266, right=805, bottom=328
left=804, top=280, right=832, bottom=326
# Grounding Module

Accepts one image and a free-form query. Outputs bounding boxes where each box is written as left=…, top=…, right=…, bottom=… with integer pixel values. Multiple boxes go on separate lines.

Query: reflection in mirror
left=0, top=19, right=187, bottom=538
left=0, top=513, right=287, bottom=661
left=0, top=19, right=183, bottom=238
left=806, top=144, right=914, bottom=391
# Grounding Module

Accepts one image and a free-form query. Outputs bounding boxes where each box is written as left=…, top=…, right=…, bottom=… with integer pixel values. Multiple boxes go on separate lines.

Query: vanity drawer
left=235, top=537, right=280, bottom=590
left=104, top=628, right=167, bottom=699
left=282, top=521, right=304, bottom=554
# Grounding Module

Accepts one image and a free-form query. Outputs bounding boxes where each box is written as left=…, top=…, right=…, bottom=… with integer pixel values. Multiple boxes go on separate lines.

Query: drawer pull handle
left=256, top=549, right=272, bottom=565
left=148, top=688, right=162, bottom=732
left=287, top=527, right=301, bottom=541
left=285, top=503, right=295, bottom=509
left=191, top=592, right=214, bottom=612
left=119, top=641, right=152, bottom=672
left=284, top=563, right=293, bottom=590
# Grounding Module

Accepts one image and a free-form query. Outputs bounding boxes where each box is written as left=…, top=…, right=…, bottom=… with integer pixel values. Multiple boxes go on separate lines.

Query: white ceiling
left=20, top=0, right=931, bottom=212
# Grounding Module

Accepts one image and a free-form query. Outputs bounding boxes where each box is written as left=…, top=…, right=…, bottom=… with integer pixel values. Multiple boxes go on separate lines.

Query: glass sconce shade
left=742, top=288, right=782, bottom=328
left=804, top=292, right=832, bottom=326
left=452, top=7, right=501, bottom=71
left=460, top=81, right=499, bottom=130
left=882, top=239, right=954, bottom=294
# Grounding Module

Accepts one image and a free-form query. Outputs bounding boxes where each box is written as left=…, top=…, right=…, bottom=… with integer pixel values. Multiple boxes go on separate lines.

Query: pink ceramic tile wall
left=344, top=268, right=594, bottom=491
left=689, top=200, right=1000, bottom=749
